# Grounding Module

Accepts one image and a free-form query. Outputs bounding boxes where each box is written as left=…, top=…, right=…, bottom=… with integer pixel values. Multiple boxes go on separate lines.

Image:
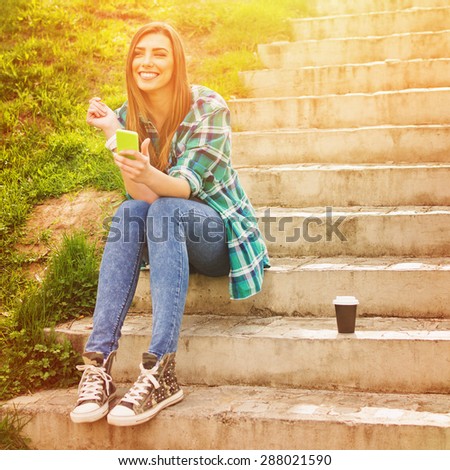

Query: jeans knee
left=107, top=199, right=150, bottom=242
left=116, top=199, right=150, bottom=219
left=147, top=197, right=178, bottom=219
left=146, top=198, right=185, bottom=243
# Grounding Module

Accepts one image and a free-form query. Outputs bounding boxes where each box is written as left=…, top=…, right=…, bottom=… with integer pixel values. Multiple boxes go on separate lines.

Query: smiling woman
left=125, top=22, right=192, bottom=175
left=71, top=21, right=270, bottom=428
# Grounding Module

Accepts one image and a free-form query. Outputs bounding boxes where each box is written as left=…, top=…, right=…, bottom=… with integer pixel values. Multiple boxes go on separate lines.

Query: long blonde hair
left=125, top=22, right=192, bottom=172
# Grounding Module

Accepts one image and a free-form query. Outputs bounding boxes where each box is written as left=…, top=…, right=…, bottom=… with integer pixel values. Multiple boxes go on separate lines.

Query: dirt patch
left=16, top=189, right=123, bottom=278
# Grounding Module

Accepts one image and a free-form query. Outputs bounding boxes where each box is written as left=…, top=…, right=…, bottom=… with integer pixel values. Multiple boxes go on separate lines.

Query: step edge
left=4, top=385, right=450, bottom=428
left=228, top=87, right=450, bottom=103
left=235, top=162, right=450, bottom=170
left=232, top=124, right=450, bottom=136
left=289, top=6, right=450, bottom=24
left=238, top=57, right=450, bottom=76
left=258, top=28, right=450, bottom=47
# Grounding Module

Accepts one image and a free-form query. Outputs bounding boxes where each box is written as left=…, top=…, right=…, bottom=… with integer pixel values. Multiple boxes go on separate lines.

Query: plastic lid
left=333, top=296, right=359, bottom=305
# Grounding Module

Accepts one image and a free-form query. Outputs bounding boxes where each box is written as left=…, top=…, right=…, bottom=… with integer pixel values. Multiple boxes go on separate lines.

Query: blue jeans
left=85, top=197, right=230, bottom=359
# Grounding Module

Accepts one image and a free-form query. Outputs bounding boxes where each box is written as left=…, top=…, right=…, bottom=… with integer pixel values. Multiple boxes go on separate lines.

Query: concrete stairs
left=3, top=0, right=450, bottom=450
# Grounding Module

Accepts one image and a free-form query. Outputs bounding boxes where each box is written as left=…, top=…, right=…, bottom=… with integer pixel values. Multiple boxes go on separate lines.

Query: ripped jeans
left=85, top=197, right=230, bottom=359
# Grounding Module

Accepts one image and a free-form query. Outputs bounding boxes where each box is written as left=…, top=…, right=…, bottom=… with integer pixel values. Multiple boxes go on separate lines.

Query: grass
left=1, top=232, right=99, bottom=401
left=0, top=0, right=313, bottom=443
left=14, top=231, right=100, bottom=335
left=0, top=409, right=32, bottom=450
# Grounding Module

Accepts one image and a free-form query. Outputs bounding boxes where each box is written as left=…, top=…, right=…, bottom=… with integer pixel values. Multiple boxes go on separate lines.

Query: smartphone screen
left=116, top=129, right=139, bottom=157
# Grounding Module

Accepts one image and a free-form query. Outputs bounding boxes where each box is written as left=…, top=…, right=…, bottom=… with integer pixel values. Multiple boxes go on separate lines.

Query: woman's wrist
left=143, top=164, right=157, bottom=188
left=103, top=122, right=122, bottom=151
left=105, top=134, right=117, bottom=151
left=103, top=122, right=121, bottom=140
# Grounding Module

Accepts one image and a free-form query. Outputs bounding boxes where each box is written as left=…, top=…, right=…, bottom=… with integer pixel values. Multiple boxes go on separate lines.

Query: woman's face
left=132, top=32, right=174, bottom=97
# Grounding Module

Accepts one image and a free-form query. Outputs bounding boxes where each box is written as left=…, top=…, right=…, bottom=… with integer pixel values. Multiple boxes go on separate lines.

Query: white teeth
left=140, top=72, right=158, bottom=80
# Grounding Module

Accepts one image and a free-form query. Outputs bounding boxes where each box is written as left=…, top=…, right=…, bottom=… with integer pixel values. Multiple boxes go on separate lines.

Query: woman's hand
left=114, top=138, right=191, bottom=200
left=113, top=138, right=154, bottom=185
left=86, top=97, right=120, bottom=136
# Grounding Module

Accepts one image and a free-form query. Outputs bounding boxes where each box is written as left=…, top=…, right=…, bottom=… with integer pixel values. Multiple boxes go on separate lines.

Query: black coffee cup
left=333, top=296, right=359, bottom=333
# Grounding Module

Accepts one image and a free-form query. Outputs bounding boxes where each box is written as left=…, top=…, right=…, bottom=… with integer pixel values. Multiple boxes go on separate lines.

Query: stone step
left=236, top=163, right=450, bottom=207
left=228, top=88, right=450, bottom=131
left=254, top=206, right=450, bottom=258
left=3, top=385, right=450, bottom=449
left=132, top=257, right=450, bottom=319
left=232, top=125, right=450, bottom=166
left=291, top=6, right=450, bottom=41
left=257, top=30, right=450, bottom=68
left=55, top=315, right=450, bottom=394
left=239, top=59, right=450, bottom=97
left=314, top=0, right=449, bottom=16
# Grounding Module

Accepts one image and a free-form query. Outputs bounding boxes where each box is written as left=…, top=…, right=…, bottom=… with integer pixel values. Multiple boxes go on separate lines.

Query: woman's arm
left=119, top=165, right=161, bottom=204
left=86, top=98, right=159, bottom=203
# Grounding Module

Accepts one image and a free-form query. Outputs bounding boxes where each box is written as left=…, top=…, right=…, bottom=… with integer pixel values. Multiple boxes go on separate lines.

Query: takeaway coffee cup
left=333, top=296, right=359, bottom=333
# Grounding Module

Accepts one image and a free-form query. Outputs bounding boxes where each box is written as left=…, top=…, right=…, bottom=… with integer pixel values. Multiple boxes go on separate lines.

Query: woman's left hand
left=113, top=138, right=154, bottom=185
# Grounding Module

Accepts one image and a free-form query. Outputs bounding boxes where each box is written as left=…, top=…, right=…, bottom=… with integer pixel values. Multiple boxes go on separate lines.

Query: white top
left=333, top=296, right=359, bottom=305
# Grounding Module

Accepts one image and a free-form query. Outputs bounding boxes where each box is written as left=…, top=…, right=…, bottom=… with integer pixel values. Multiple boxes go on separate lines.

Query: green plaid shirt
left=116, top=85, right=270, bottom=300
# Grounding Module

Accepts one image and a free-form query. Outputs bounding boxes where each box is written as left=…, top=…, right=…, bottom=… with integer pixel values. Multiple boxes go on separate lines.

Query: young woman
left=70, top=22, right=270, bottom=427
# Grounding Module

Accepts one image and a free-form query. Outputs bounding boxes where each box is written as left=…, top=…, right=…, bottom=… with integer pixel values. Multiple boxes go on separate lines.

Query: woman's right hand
left=86, top=97, right=120, bottom=135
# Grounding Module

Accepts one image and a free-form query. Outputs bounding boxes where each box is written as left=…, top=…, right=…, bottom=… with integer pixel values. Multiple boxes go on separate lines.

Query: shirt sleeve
left=114, top=101, right=127, bottom=128
left=168, top=106, right=231, bottom=197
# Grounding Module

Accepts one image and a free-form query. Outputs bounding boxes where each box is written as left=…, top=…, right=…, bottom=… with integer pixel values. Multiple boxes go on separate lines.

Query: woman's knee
left=146, top=198, right=182, bottom=243
left=147, top=197, right=179, bottom=218
left=107, top=199, right=150, bottom=242
left=115, top=199, right=150, bottom=219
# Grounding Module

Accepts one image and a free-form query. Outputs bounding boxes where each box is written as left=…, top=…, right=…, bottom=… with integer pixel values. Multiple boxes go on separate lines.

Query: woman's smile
left=139, top=72, right=159, bottom=80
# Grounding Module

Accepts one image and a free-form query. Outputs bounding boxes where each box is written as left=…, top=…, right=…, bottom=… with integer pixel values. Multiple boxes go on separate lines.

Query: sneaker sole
left=70, top=393, right=116, bottom=424
left=107, top=389, right=184, bottom=427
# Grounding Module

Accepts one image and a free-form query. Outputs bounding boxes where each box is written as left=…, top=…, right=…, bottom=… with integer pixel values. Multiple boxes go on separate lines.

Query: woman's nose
left=142, top=53, right=154, bottom=67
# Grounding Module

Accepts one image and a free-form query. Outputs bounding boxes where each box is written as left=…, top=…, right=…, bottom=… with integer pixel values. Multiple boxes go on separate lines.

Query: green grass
left=0, top=0, right=313, bottom=406
left=0, top=410, right=32, bottom=450
left=15, top=231, right=100, bottom=335
left=1, top=232, right=99, bottom=400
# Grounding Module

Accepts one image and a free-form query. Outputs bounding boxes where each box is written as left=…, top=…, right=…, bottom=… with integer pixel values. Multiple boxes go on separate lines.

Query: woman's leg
left=107, top=197, right=229, bottom=427
left=84, top=199, right=150, bottom=357
left=72, top=199, right=150, bottom=424
left=146, top=197, right=229, bottom=358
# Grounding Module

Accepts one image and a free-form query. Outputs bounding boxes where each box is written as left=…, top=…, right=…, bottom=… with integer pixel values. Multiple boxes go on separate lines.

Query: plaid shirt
left=115, top=85, right=270, bottom=299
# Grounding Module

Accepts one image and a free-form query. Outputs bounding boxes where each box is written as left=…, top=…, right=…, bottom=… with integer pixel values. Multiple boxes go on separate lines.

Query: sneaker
left=107, top=352, right=183, bottom=427
left=70, top=351, right=116, bottom=424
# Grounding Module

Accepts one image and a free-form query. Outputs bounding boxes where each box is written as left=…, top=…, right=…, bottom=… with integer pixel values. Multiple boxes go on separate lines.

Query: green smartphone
left=116, top=129, right=139, bottom=158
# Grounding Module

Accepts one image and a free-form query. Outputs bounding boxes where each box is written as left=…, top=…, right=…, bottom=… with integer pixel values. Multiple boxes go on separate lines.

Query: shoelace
left=76, top=364, right=113, bottom=403
left=120, top=363, right=160, bottom=406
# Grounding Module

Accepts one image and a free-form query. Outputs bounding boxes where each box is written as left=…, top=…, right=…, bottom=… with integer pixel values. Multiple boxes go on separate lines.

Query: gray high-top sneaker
left=107, top=352, right=183, bottom=427
left=70, top=351, right=116, bottom=424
